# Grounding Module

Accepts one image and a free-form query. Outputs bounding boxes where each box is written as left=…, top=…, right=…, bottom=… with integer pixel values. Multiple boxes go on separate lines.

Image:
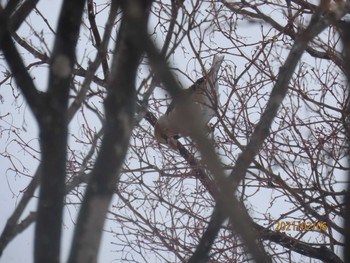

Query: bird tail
left=209, top=54, right=224, bottom=79
left=206, top=54, right=224, bottom=97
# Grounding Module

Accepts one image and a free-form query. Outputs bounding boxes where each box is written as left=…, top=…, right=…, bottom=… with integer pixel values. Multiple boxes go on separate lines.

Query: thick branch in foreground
left=67, top=1, right=152, bottom=263
left=34, top=1, right=85, bottom=263
left=8, top=0, right=39, bottom=32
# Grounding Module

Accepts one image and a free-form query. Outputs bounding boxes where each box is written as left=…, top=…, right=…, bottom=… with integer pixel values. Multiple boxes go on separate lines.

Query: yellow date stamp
left=275, top=221, right=327, bottom=232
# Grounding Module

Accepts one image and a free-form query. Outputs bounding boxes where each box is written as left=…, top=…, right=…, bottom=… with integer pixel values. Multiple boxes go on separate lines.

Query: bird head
left=154, top=115, right=180, bottom=149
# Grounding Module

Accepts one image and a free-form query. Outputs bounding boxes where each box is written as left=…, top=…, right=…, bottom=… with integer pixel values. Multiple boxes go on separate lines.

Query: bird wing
left=154, top=54, right=224, bottom=146
left=165, top=77, right=204, bottom=115
left=165, top=55, right=224, bottom=134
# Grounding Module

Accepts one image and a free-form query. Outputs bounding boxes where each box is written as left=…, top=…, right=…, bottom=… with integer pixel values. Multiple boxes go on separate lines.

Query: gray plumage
left=154, top=55, right=224, bottom=148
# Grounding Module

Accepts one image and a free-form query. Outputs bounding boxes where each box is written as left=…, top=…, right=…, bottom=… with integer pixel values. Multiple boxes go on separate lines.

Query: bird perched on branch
left=154, top=54, right=224, bottom=149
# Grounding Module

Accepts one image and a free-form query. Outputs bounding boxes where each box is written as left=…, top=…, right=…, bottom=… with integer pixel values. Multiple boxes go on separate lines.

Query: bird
left=154, top=54, right=224, bottom=149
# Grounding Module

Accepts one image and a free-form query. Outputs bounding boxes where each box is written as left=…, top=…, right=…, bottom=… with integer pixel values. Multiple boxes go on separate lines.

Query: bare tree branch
left=1, top=0, right=349, bottom=262
left=0, top=8, right=43, bottom=117
left=255, top=222, right=343, bottom=262
left=9, top=0, right=39, bottom=32
left=188, top=3, right=348, bottom=262
left=34, top=1, right=86, bottom=262
left=0, top=167, right=40, bottom=256
left=67, top=1, right=152, bottom=262
left=139, top=21, right=271, bottom=263
left=3, top=0, right=22, bottom=16
left=87, top=0, right=110, bottom=80
left=338, top=17, right=350, bottom=263
left=68, top=1, right=118, bottom=121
